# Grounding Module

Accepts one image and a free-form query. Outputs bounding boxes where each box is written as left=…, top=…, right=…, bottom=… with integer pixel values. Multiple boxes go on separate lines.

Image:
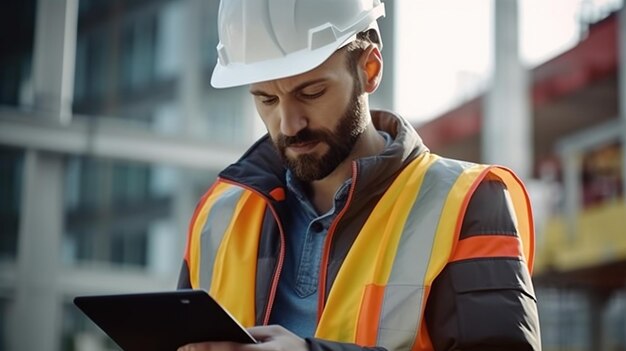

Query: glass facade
left=0, top=298, right=5, bottom=350
left=537, top=288, right=626, bottom=351
left=62, top=156, right=180, bottom=269
left=71, top=0, right=246, bottom=144
left=537, top=289, right=592, bottom=350
left=0, top=146, right=23, bottom=261
left=605, top=292, right=626, bottom=350
left=73, top=0, right=173, bottom=124
left=0, top=0, right=35, bottom=107
left=0, top=0, right=243, bottom=349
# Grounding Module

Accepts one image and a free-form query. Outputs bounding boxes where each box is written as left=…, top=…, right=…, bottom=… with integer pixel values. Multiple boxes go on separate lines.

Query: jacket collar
left=218, top=110, right=428, bottom=200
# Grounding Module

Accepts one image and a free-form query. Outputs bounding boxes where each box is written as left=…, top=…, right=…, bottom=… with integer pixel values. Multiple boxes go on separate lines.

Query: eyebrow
left=249, top=78, right=328, bottom=97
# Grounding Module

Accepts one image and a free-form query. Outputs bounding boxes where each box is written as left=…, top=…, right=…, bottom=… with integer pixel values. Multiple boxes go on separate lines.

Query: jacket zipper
left=220, top=178, right=286, bottom=325
left=316, top=161, right=359, bottom=322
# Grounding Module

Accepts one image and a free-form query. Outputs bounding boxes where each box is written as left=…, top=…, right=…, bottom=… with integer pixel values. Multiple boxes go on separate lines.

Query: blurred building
left=1, top=0, right=624, bottom=350
left=417, top=4, right=626, bottom=351
left=0, top=0, right=396, bottom=350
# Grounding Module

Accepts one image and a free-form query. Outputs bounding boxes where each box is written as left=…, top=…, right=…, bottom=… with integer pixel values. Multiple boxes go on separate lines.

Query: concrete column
left=9, top=1, right=79, bottom=350
left=483, top=0, right=532, bottom=179
left=31, top=0, right=78, bottom=122
left=10, top=151, right=64, bottom=351
left=180, top=0, right=206, bottom=137
left=618, top=4, right=626, bottom=203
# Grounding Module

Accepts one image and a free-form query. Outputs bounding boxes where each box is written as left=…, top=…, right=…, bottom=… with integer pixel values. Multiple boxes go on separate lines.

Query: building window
left=0, top=146, right=24, bottom=261
left=581, top=141, right=623, bottom=207
left=605, top=290, right=626, bottom=350
left=63, top=156, right=174, bottom=269
left=0, top=298, right=7, bottom=351
left=73, top=0, right=174, bottom=130
left=0, top=0, right=35, bottom=107
left=536, top=288, right=591, bottom=350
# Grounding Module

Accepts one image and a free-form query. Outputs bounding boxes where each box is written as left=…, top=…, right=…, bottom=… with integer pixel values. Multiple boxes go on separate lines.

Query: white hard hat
left=211, top=0, right=386, bottom=88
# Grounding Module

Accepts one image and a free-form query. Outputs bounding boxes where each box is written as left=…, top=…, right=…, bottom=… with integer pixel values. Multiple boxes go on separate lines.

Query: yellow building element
left=534, top=200, right=626, bottom=274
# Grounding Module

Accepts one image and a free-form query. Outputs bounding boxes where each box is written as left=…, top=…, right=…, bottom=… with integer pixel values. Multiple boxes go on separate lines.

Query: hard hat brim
left=210, top=32, right=356, bottom=89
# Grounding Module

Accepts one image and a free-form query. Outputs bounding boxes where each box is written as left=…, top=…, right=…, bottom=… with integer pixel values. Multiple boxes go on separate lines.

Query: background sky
left=394, top=0, right=623, bottom=124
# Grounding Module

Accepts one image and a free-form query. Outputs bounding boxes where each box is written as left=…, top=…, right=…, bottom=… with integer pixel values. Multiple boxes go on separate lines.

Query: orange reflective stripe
left=210, top=190, right=266, bottom=327
left=355, top=284, right=385, bottom=346
left=451, top=235, right=523, bottom=262
left=490, top=168, right=535, bottom=272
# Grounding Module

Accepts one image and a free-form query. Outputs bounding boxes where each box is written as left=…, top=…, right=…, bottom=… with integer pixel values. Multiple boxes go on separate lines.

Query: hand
left=177, top=325, right=307, bottom=351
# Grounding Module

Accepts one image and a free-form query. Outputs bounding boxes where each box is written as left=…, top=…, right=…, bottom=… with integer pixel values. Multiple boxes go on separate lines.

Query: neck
left=307, top=122, right=385, bottom=213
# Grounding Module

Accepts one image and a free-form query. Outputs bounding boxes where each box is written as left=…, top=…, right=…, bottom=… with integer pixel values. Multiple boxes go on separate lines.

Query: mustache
left=276, top=128, right=328, bottom=148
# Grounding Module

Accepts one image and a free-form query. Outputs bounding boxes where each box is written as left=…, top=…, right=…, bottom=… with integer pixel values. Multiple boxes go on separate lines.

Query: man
left=177, top=1, right=541, bottom=350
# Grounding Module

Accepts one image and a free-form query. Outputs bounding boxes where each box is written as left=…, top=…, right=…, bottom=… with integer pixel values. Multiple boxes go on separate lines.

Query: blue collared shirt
left=268, top=170, right=351, bottom=337
left=269, top=132, right=392, bottom=337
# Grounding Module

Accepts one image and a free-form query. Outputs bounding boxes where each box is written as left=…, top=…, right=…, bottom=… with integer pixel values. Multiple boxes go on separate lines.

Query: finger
left=247, top=325, right=286, bottom=339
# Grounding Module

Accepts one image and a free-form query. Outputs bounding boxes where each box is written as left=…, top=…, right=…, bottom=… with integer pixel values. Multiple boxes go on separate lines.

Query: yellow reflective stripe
left=209, top=189, right=266, bottom=327
left=316, top=153, right=438, bottom=343
left=189, top=182, right=233, bottom=289
left=199, top=186, right=247, bottom=290
left=371, top=153, right=440, bottom=285
left=425, top=165, right=535, bottom=282
left=379, top=158, right=474, bottom=351
left=425, top=164, right=488, bottom=284
left=491, top=167, right=535, bottom=271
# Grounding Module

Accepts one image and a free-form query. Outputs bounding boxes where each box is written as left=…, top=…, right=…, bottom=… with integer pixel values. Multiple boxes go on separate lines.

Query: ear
left=359, top=45, right=383, bottom=93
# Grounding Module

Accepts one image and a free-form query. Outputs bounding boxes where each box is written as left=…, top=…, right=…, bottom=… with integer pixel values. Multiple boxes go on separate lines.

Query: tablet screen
left=74, top=290, right=256, bottom=351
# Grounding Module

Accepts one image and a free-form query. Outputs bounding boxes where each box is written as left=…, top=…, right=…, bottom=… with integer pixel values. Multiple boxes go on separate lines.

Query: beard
left=273, top=86, right=368, bottom=182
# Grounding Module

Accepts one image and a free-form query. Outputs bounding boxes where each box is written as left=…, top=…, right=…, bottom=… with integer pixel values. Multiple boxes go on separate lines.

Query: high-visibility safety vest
left=185, top=153, right=534, bottom=351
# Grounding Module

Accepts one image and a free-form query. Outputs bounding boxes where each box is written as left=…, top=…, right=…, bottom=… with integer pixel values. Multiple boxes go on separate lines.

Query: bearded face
left=273, top=85, right=367, bottom=182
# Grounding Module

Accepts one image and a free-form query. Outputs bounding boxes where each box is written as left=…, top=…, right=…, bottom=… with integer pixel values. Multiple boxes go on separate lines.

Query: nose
left=278, top=100, right=307, bottom=137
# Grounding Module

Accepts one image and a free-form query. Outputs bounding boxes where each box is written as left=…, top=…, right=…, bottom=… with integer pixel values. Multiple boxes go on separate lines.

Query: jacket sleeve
left=424, top=179, right=541, bottom=351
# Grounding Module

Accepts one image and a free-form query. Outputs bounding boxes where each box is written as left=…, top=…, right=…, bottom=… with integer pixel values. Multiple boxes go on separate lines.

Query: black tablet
left=74, top=290, right=257, bottom=351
